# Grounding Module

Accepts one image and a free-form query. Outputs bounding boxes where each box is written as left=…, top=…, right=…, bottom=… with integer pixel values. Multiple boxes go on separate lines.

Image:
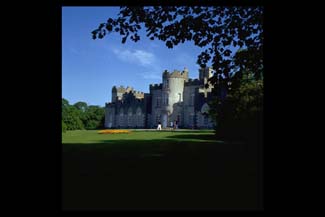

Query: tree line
left=62, top=99, right=105, bottom=132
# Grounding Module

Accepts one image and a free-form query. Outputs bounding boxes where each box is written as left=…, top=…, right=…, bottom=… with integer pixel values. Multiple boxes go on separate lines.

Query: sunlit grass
left=62, top=129, right=216, bottom=144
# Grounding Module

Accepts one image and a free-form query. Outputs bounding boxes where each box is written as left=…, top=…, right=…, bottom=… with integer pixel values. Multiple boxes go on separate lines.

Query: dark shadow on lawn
left=62, top=138, right=262, bottom=210
left=166, top=134, right=217, bottom=141
left=167, top=130, right=214, bottom=133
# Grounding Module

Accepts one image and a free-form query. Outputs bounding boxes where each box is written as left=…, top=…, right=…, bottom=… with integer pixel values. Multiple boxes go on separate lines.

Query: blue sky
left=62, top=7, right=244, bottom=107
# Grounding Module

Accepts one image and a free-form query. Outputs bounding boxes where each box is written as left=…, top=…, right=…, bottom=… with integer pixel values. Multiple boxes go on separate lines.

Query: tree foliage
left=92, top=6, right=263, bottom=85
left=73, top=101, right=88, bottom=112
left=62, top=105, right=84, bottom=130
left=81, top=105, right=105, bottom=130
left=62, top=99, right=105, bottom=131
left=62, top=120, right=67, bottom=133
left=209, top=69, right=263, bottom=142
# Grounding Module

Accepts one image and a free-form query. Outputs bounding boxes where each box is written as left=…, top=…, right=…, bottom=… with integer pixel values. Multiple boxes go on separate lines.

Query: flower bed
left=98, top=129, right=131, bottom=134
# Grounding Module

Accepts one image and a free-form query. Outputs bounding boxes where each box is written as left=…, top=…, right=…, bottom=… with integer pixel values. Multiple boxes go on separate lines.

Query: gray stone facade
left=105, top=67, right=215, bottom=129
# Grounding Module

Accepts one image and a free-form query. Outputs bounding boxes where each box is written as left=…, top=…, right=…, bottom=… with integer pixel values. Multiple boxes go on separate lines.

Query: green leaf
left=122, top=36, right=127, bottom=44
left=106, top=24, right=112, bottom=31
left=166, top=40, right=173, bottom=48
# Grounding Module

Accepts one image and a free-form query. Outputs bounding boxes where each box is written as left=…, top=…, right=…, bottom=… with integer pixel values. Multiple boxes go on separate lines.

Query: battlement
left=185, top=78, right=202, bottom=86
left=162, top=67, right=189, bottom=79
left=131, top=90, right=145, bottom=99
left=112, top=84, right=146, bottom=103
left=112, top=85, right=135, bottom=93
left=131, top=90, right=144, bottom=94
left=149, top=83, right=162, bottom=90
left=125, top=86, right=133, bottom=92
left=112, top=85, right=136, bottom=94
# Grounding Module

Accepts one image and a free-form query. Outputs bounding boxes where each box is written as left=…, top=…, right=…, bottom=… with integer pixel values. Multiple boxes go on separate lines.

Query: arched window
left=119, top=108, right=124, bottom=127
left=128, top=108, right=133, bottom=126
left=136, top=107, right=142, bottom=116
left=191, top=93, right=195, bottom=106
left=163, top=79, right=169, bottom=88
left=163, top=94, right=168, bottom=105
left=128, top=108, right=133, bottom=116
left=156, top=97, right=161, bottom=107
left=201, top=103, right=210, bottom=114
left=136, top=107, right=142, bottom=127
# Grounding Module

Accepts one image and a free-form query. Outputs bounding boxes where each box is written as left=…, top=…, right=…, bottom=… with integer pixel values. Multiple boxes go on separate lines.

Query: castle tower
left=160, top=68, right=188, bottom=127
left=111, top=86, right=117, bottom=103
left=183, top=67, right=189, bottom=82
left=112, top=85, right=126, bottom=102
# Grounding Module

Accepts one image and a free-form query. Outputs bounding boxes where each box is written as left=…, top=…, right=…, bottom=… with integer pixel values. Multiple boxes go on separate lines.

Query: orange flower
left=98, top=129, right=131, bottom=134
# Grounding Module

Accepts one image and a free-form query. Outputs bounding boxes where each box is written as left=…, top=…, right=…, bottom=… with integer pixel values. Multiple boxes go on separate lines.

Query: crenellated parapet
left=162, top=68, right=189, bottom=80
left=149, top=83, right=162, bottom=90
left=112, top=84, right=146, bottom=103
left=112, top=85, right=124, bottom=93
left=131, top=90, right=145, bottom=99
left=185, top=78, right=202, bottom=86
left=112, top=85, right=135, bottom=93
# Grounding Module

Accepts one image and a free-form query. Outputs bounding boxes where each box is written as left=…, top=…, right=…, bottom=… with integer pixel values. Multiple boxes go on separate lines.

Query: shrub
left=62, top=121, right=67, bottom=133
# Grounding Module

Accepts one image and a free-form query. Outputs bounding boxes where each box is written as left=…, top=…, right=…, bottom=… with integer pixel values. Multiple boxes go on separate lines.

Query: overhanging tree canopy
left=92, top=6, right=263, bottom=85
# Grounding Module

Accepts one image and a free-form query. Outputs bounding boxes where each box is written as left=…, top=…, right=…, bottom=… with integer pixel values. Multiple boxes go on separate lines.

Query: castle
left=104, top=67, right=215, bottom=129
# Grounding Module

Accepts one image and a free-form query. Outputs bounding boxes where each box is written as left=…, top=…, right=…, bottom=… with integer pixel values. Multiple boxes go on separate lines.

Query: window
left=163, top=94, right=168, bottom=105
left=178, top=93, right=182, bottom=102
left=163, top=79, right=169, bottom=88
left=201, top=103, right=209, bottom=114
left=191, top=94, right=195, bottom=106
left=156, top=97, right=160, bottom=107
left=136, top=107, right=142, bottom=116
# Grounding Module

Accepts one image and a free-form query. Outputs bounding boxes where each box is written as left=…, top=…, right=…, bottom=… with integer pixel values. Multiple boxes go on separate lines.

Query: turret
left=183, top=67, right=189, bottom=82
left=112, top=86, right=117, bottom=103
left=160, top=68, right=187, bottom=114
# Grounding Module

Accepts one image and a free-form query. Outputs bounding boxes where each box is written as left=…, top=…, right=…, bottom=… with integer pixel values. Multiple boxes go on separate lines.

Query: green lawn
left=62, top=129, right=216, bottom=143
left=62, top=130, right=262, bottom=210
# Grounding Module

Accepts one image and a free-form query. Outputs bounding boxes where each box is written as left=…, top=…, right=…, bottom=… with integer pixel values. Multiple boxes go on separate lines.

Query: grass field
left=62, top=129, right=216, bottom=143
left=62, top=130, right=262, bottom=210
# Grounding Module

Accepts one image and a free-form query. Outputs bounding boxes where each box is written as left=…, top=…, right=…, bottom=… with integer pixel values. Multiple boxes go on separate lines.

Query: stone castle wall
left=105, top=67, right=215, bottom=129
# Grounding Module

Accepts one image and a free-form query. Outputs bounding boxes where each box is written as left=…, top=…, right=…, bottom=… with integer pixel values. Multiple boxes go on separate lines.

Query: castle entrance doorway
left=162, top=113, right=168, bottom=128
